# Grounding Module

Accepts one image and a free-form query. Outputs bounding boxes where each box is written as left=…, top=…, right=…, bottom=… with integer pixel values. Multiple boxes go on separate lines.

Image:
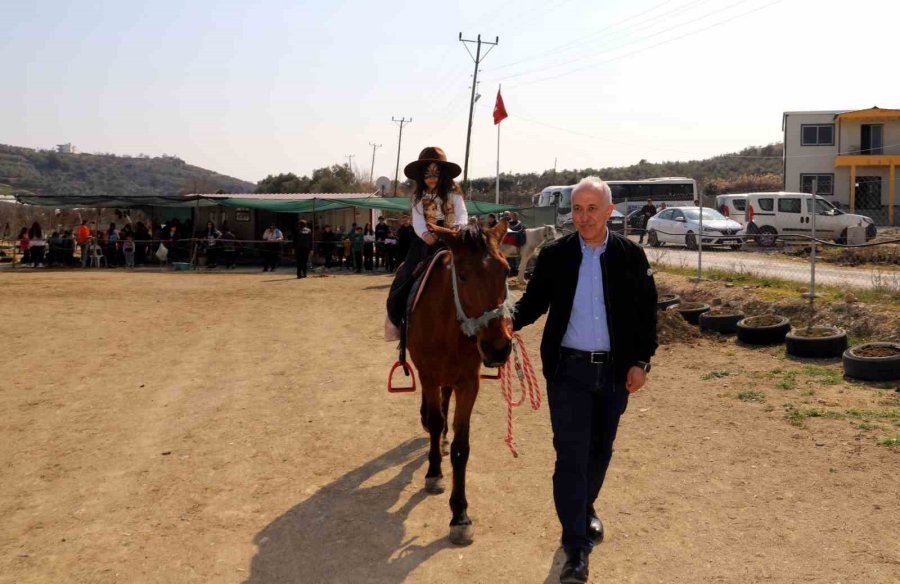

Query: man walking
left=512, top=177, right=657, bottom=584
left=293, top=219, right=312, bottom=278
left=637, top=198, right=657, bottom=244
left=75, top=220, right=92, bottom=267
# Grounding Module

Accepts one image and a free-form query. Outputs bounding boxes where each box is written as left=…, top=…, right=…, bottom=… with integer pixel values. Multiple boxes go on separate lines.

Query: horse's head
left=432, top=219, right=513, bottom=368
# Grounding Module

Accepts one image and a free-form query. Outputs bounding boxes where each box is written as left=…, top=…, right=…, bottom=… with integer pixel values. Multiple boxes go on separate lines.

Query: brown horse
left=407, top=220, right=513, bottom=545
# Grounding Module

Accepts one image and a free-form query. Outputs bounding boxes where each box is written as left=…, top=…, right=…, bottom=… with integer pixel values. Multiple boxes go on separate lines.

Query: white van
left=744, top=192, right=877, bottom=246
left=715, top=194, right=748, bottom=224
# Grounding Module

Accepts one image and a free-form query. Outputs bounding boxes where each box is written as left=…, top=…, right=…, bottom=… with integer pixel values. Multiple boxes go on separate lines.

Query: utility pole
left=345, top=154, right=355, bottom=171
left=368, top=142, right=382, bottom=183
left=392, top=117, right=411, bottom=195
left=459, top=32, right=499, bottom=187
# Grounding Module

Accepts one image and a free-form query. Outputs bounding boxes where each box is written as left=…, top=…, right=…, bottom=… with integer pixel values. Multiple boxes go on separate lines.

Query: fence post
left=697, top=200, right=703, bottom=280
left=809, top=181, right=818, bottom=314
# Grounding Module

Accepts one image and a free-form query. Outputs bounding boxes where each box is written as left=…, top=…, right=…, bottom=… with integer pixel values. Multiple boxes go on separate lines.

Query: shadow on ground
left=243, top=437, right=451, bottom=583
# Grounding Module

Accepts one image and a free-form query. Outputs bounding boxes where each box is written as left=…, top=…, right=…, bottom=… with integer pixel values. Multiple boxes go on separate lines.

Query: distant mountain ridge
left=0, top=144, right=254, bottom=200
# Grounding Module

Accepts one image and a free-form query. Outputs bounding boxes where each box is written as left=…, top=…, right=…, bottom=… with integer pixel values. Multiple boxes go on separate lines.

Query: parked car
left=646, top=206, right=744, bottom=250
left=743, top=192, right=877, bottom=246
left=607, top=209, right=626, bottom=234
left=715, top=194, right=748, bottom=224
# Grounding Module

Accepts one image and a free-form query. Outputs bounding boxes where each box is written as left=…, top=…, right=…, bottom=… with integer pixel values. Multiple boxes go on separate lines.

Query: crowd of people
left=308, top=215, right=413, bottom=277
left=10, top=216, right=239, bottom=268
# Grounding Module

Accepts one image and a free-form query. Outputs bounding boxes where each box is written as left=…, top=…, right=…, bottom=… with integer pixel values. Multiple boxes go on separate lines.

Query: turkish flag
left=493, top=88, right=508, bottom=125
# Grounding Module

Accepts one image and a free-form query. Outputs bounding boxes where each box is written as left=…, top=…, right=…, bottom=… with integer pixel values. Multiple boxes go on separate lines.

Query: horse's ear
left=486, top=218, right=508, bottom=243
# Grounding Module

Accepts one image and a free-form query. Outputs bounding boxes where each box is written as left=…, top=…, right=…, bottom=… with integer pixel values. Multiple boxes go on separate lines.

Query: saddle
left=502, top=229, right=526, bottom=248
left=391, top=249, right=449, bottom=393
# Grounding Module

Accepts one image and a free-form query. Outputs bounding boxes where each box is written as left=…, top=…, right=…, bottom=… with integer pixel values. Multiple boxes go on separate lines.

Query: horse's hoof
left=441, top=439, right=450, bottom=456
left=449, top=523, right=473, bottom=545
left=425, top=477, right=445, bottom=494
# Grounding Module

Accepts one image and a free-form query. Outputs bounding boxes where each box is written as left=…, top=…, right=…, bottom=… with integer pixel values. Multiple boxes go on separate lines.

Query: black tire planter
left=699, top=311, right=745, bottom=334
left=675, top=302, right=710, bottom=325
left=657, top=294, right=681, bottom=310
left=736, top=315, right=791, bottom=345
left=842, top=343, right=900, bottom=382
left=785, top=327, right=848, bottom=359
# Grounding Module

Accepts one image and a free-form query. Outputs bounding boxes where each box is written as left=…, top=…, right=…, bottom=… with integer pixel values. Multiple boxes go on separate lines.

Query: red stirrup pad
left=388, top=361, right=417, bottom=393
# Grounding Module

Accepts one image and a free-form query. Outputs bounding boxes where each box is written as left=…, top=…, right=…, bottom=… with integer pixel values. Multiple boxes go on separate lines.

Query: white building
left=56, top=143, right=75, bottom=154
left=782, top=107, right=899, bottom=225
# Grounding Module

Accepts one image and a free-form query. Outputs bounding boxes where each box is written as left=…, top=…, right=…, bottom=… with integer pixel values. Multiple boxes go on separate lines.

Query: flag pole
left=495, top=84, right=501, bottom=205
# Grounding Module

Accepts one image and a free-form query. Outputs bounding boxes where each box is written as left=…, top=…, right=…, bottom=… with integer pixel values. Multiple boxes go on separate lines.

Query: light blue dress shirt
left=561, top=232, right=611, bottom=352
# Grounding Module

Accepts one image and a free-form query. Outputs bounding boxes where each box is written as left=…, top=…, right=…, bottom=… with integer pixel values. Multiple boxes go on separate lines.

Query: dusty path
left=1, top=270, right=898, bottom=583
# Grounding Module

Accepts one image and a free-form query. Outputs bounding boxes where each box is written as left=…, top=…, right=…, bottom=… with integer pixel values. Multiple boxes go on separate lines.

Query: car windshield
left=682, top=208, right=727, bottom=221
left=807, top=197, right=843, bottom=215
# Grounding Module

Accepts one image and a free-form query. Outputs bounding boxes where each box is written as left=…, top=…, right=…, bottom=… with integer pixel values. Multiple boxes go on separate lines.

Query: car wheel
left=699, top=311, right=745, bottom=334
left=842, top=342, right=900, bottom=382
left=756, top=226, right=777, bottom=247
left=785, top=327, right=848, bottom=359
left=865, top=223, right=877, bottom=240
left=685, top=231, right=698, bottom=250
left=836, top=228, right=848, bottom=245
left=648, top=230, right=661, bottom=247
left=736, top=315, right=791, bottom=345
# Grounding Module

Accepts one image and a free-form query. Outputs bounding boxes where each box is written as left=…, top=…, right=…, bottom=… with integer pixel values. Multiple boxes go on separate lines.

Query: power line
left=459, top=32, right=499, bottom=186
left=487, top=0, right=757, bottom=84
left=391, top=117, right=412, bottom=196
left=495, top=0, right=783, bottom=88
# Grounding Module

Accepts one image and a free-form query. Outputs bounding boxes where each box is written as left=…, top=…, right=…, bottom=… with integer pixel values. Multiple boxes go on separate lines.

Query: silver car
left=646, top=207, right=745, bottom=250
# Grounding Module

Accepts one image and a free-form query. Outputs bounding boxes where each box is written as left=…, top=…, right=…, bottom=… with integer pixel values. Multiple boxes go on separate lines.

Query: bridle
left=448, top=256, right=515, bottom=337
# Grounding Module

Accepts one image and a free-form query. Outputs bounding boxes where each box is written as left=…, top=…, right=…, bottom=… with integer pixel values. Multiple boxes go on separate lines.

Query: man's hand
left=625, top=366, right=647, bottom=393
left=422, top=233, right=436, bottom=246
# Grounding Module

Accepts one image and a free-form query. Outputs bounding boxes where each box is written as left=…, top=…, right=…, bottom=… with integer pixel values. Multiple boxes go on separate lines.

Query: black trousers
left=353, top=250, right=363, bottom=273
left=386, top=237, right=431, bottom=327
left=264, top=243, right=280, bottom=270
left=547, top=356, right=629, bottom=552
left=295, top=247, right=310, bottom=277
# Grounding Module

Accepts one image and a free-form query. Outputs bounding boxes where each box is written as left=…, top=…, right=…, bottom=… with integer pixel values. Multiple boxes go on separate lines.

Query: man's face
left=572, top=185, right=614, bottom=242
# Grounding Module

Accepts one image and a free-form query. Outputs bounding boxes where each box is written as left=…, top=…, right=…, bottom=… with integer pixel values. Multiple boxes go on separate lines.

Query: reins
left=448, top=257, right=515, bottom=337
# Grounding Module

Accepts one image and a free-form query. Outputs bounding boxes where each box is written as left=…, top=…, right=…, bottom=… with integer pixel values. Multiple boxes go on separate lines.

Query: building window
left=800, top=174, right=834, bottom=195
left=801, top=124, right=834, bottom=146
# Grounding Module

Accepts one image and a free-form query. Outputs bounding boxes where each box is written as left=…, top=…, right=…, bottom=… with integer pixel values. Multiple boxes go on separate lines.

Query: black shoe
left=560, top=547, right=589, bottom=584
left=587, top=513, right=604, bottom=544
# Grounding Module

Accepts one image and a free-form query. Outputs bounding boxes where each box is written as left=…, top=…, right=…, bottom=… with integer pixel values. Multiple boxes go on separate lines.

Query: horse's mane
left=456, top=224, right=491, bottom=254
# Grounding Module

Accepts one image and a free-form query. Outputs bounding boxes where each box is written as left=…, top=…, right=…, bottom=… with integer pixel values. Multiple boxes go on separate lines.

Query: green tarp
left=213, top=196, right=520, bottom=215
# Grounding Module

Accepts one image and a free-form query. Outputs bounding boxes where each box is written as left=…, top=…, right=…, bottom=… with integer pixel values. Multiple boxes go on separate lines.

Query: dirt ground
left=1, top=269, right=898, bottom=584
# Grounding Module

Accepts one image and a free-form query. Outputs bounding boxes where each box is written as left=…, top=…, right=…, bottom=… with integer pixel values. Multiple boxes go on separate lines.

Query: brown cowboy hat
left=403, top=146, right=462, bottom=180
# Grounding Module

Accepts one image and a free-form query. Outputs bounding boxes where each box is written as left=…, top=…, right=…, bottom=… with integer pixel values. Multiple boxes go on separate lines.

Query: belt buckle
left=590, top=352, right=605, bottom=364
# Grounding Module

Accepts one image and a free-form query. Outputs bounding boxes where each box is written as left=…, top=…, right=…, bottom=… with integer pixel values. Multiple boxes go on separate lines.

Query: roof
left=834, top=107, right=900, bottom=121
left=192, top=192, right=379, bottom=200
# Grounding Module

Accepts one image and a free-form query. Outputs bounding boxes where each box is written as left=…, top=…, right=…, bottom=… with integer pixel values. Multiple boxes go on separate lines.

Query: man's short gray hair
left=572, top=176, right=612, bottom=205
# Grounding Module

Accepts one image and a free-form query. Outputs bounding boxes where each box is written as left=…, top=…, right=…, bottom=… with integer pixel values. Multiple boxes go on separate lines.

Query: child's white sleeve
left=412, top=200, right=428, bottom=238
left=453, top=193, right=468, bottom=228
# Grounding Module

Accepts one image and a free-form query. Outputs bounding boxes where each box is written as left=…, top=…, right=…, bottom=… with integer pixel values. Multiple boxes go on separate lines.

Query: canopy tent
left=208, top=196, right=520, bottom=215
left=12, top=193, right=215, bottom=208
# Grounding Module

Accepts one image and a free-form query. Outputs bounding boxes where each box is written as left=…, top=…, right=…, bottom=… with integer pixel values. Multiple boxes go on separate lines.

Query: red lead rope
left=499, top=333, right=542, bottom=457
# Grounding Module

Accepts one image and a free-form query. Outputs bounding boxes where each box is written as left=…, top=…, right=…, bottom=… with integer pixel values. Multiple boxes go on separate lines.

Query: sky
left=3, top=0, right=899, bottom=186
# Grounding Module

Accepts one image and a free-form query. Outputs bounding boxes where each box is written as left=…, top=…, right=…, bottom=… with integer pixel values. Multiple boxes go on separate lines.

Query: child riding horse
left=385, top=146, right=468, bottom=341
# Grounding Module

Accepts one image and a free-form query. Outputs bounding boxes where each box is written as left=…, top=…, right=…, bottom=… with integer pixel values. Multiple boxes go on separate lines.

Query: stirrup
left=388, top=360, right=416, bottom=393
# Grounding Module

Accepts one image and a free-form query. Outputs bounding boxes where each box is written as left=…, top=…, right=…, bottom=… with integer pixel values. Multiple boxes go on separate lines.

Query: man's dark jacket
left=512, top=231, right=658, bottom=383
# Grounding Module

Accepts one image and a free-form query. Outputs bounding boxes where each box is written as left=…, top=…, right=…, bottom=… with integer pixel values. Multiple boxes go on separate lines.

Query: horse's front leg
left=421, top=377, right=446, bottom=494
left=448, top=380, right=478, bottom=545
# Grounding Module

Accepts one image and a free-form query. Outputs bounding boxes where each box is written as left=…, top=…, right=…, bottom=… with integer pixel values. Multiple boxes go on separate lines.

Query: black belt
left=559, top=347, right=611, bottom=364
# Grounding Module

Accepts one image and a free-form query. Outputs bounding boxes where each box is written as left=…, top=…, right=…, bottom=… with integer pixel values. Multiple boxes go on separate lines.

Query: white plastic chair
left=89, top=244, right=107, bottom=267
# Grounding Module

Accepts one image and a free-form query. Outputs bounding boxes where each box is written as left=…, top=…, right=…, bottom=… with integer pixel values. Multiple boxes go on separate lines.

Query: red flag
left=493, top=88, right=508, bottom=125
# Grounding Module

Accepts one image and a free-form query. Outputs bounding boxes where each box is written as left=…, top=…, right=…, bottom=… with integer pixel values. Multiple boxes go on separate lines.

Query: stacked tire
left=843, top=343, right=900, bottom=382
left=785, top=327, right=848, bottom=359
left=736, top=315, right=791, bottom=346
left=699, top=310, right=745, bottom=334
left=675, top=302, right=710, bottom=325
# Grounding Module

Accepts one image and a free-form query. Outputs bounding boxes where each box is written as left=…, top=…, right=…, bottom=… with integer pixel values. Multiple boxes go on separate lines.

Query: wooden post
left=849, top=165, right=857, bottom=213
left=889, top=164, right=896, bottom=225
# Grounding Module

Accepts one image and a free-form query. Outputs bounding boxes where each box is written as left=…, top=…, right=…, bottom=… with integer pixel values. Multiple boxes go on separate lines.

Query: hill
left=467, top=143, right=784, bottom=205
left=0, top=144, right=254, bottom=201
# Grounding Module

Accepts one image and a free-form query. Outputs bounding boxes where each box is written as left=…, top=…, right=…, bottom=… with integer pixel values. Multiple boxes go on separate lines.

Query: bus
left=533, top=177, right=698, bottom=227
